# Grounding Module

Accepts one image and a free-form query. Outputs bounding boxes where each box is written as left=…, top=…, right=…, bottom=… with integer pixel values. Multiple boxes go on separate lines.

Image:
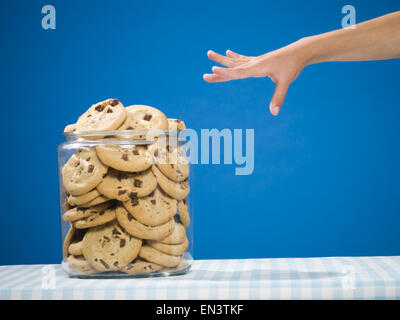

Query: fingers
left=207, top=50, right=234, bottom=67
left=226, top=49, right=245, bottom=59
left=209, top=65, right=251, bottom=82
left=269, top=81, right=290, bottom=116
left=203, top=73, right=226, bottom=83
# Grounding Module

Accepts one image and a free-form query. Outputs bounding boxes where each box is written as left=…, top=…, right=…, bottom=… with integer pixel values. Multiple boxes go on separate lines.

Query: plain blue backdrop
left=0, top=0, right=399, bottom=265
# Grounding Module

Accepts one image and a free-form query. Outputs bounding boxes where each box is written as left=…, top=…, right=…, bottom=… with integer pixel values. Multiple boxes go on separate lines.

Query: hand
left=204, top=43, right=307, bottom=116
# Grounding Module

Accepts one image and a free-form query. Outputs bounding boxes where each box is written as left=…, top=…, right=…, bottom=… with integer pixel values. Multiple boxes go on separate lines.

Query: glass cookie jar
left=57, top=130, right=193, bottom=277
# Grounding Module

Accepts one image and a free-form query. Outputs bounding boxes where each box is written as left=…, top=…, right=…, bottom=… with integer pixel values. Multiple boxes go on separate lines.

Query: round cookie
left=147, top=237, right=188, bottom=256
left=76, top=99, right=127, bottom=132
left=125, top=105, right=168, bottom=131
left=159, top=220, right=187, bottom=245
left=151, top=165, right=190, bottom=200
left=121, top=258, right=163, bottom=274
left=95, top=145, right=152, bottom=173
left=63, top=226, right=75, bottom=259
left=82, top=220, right=142, bottom=272
left=148, top=144, right=189, bottom=182
left=67, top=189, right=101, bottom=206
left=73, top=205, right=116, bottom=229
left=177, top=199, right=190, bottom=227
left=63, top=201, right=74, bottom=212
left=116, top=206, right=175, bottom=240
left=68, top=240, right=83, bottom=256
left=138, top=245, right=181, bottom=268
left=66, top=255, right=98, bottom=274
left=117, top=110, right=133, bottom=130
left=62, top=202, right=114, bottom=222
left=63, top=227, right=87, bottom=258
left=168, top=118, right=186, bottom=130
left=64, top=123, right=76, bottom=133
left=160, top=258, right=189, bottom=272
left=79, top=195, right=110, bottom=208
left=122, top=188, right=177, bottom=227
left=97, top=169, right=157, bottom=201
left=62, top=148, right=108, bottom=196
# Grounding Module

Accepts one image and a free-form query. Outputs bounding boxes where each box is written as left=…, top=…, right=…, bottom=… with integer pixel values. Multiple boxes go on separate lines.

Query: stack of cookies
left=60, top=99, right=191, bottom=276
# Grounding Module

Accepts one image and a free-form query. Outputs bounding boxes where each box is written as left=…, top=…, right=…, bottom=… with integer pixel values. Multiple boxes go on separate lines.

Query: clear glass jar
left=57, top=130, right=193, bottom=278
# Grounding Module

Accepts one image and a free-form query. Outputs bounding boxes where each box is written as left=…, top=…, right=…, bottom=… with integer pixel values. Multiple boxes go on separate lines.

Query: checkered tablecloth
left=0, top=256, right=399, bottom=299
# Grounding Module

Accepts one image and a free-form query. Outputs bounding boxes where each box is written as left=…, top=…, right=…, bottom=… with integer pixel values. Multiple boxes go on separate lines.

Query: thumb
left=269, top=81, right=290, bottom=116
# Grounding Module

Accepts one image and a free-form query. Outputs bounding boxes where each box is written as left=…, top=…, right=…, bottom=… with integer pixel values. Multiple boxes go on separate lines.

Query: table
left=1, top=256, right=399, bottom=299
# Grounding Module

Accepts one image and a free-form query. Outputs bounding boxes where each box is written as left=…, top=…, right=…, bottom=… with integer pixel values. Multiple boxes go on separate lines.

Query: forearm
left=298, top=11, right=400, bottom=65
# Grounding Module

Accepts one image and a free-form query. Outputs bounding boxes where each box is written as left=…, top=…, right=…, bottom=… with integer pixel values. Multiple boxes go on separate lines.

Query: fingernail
left=271, top=106, right=280, bottom=116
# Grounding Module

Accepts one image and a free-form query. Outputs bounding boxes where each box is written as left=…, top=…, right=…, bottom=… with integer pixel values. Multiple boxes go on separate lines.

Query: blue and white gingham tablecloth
left=1, top=256, right=400, bottom=299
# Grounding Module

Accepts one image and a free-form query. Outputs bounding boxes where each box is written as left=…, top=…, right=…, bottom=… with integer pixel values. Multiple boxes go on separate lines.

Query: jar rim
left=62, top=129, right=184, bottom=138
left=61, top=130, right=187, bottom=145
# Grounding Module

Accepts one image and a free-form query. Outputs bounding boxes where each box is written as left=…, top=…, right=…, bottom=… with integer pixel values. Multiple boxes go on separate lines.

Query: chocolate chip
left=95, top=104, right=105, bottom=112
left=132, top=149, right=139, bottom=156
left=99, top=210, right=105, bottom=216
left=121, top=154, right=128, bottom=161
left=118, top=190, right=127, bottom=195
left=113, top=261, right=119, bottom=267
left=143, top=114, right=152, bottom=121
left=106, top=108, right=113, bottom=113
left=110, top=99, right=119, bottom=106
left=99, top=259, right=110, bottom=269
left=120, top=239, right=126, bottom=248
left=134, top=179, right=142, bottom=188
left=112, top=228, right=121, bottom=235
left=129, top=192, right=139, bottom=206
left=174, top=214, right=182, bottom=224
left=88, top=164, right=94, bottom=173
left=150, top=200, right=156, bottom=205
left=154, top=149, right=159, bottom=157
left=75, top=161, right=80, bottom=167
left=127, top=214, right=133, bottom=221
left=182, top=199, right=187, bottom=205
left=103, top=236, right=110, bottom=241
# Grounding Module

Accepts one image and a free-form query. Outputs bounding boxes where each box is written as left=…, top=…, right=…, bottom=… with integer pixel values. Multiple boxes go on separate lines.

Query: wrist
left=292, top=36, right=320, bottom=67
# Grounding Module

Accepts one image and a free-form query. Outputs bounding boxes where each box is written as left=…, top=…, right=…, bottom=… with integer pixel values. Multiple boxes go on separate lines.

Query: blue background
left=0, top=0, right=399, bottom=265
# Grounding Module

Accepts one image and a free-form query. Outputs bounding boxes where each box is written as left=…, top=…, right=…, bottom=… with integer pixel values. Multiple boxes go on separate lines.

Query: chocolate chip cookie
left=76, top=99, right=127, bottom=132
left=151, top=165, right=190, bottom=200
left=97, top=168, right=157, bottom=201
left=82, top=220, right=142, bottom=272
left=122, top=187, right=177, bottom=226
left=96, top=145, right=152, bottom=173
left=62, top=148, right=108, bottom=196
left=115, top=206, right=175, bottom=240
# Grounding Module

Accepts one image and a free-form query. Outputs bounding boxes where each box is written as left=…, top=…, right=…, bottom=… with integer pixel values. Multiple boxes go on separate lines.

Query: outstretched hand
left=203, top=44, right=307, bottom=116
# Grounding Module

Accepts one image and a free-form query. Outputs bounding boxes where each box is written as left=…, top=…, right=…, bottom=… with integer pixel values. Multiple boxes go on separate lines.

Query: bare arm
left=204, top=11, right=400, bottom=116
